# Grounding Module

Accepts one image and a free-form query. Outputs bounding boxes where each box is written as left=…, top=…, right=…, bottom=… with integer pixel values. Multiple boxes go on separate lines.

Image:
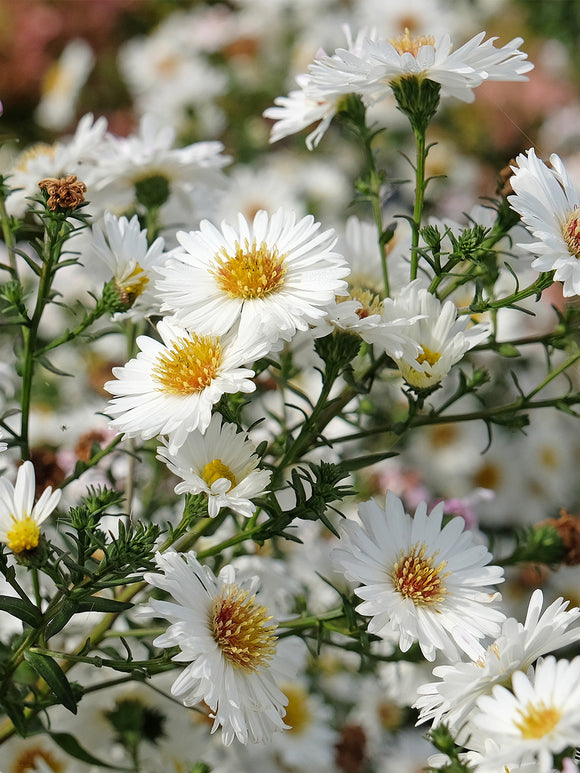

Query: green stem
left=410, top=128, right=427, bottom=281
left=0, top=194, right=18, bottom=278
left=36, top=300, right=108, bottom=356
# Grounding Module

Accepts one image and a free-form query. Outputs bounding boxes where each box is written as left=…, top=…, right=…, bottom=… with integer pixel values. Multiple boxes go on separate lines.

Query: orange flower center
left=391, top=542, right=449, bottom=605
left=210, top=584, right=276, bottom=672
left=211, top=239, right=287, bottom=299
left=152, top=335, right=222, bottom=395
left=563, top=208, right=580, bottom=259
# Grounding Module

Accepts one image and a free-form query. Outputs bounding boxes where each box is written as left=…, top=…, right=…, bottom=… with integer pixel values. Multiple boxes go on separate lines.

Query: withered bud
left=335, top=724, right=368, bottom=773
left=38, top=174, right=87, bottom=211
left=540, top=509, right=580, bottom=566
left=497, top=159, right=516, bottom=198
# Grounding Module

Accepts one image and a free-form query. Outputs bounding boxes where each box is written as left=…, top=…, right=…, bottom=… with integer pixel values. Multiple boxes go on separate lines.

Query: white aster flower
left=105, top=319, right=269, bottom=452
left=508, top=148, right=580, bottom=297
left=263, top=26, right=372, bottom=149
left=415, top=589, right=580, bottom=738
left=144, top=550, right=300, bottom=745
left=87, top=212, right=167, bottom=317
left=0, top=461, right=61, bottom=554
left=370, top=280, right=490, bottom=392
left=157, top=208, right=348, bottom=347
left=6, top=112, right=108, bottom=217
left=311, top=30, right=533, bottom=106
left=332, top=490, right=505, bottom=661
left=469, top=656, right=580, bottom=773
left=157, top=414, right=271, bottom=518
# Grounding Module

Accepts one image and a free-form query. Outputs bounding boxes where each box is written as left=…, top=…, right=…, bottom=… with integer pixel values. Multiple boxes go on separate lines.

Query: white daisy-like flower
left=310, top=30, right=533, bottom=107
left=92, top=113, right=230, bottom=219
left=5, top=112, right=108, bottom=217
left=332, top=491, right=505, bottom=662
left=369, top=280, right=490, bottom=392
left=157, top=208, right=349, bottom=347
left=0, top=461, right=61, bottom=554
left=104, top=319, right=269, bottom=453
left=508, top=148, right=580, bottom=297
left=143, top=550, right=301, bottom=745
left=157, top=414, right=271, bottom=518
left=414, top=589, right=580, bottom=738
left=263, top=26, right=373, bottom=149
left=468, top=656, right=580, bottom=773
left=87, top=212, right=167, bottom=316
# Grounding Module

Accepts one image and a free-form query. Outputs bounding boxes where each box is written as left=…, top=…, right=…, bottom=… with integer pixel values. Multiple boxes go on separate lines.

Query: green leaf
left=0, top=594, right=43, bottom=627
left=24, top=651, right=78, bottom=714
left=50, top=732, right=132, bottom=770
left=76, top=596, right=134, bottom=613
left=497, top=342, right=520, bottom=357
left=44, top=598, right=80, bottom=639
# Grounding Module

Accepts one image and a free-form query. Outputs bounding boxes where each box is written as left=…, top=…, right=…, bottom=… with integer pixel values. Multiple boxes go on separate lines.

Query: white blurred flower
left=332, top=490, right=505, bottom=661
left=35, top=39, right=94, bottom=131
left=157, top=414, right=271, bottom=518
left=0, top=461, right=61, bottom=554
left=144, top=550, right=301, bottom=745
left=509, top=148, right=580, bottom=297
left=105, top=319, right=268, bottom=452
left=158, top=208, right=348, bottom=347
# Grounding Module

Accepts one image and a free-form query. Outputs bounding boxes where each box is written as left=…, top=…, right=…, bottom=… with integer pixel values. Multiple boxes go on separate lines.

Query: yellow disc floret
left=211, top=239, right=287, bottom=299
left=202, top=459, right=236, bottom=490
left=210, top=584, right=276, bottom=672
left=389, top=28, right=436, bottom=56
left=514, top=700, right=562, bottom=740
left=282, top=684, right=312, bottom=734
left=391, top=542, right=449, bottom=606
left=7, top=516, right=41, bottom=554
left=152, top=335, right=222, bottom=395
left=563, top=207, right=580, bottom=259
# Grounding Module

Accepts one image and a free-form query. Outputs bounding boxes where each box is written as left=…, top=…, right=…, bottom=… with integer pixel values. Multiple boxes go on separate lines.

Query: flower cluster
left=0, top=1, right=580, bottom=772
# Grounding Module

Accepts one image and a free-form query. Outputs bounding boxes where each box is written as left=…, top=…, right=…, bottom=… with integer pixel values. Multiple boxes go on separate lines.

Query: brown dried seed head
left=38, top=174, right=87, bottom=210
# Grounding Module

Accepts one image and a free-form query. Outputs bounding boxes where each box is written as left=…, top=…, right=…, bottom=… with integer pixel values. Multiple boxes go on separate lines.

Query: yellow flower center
left=562, top=208, right=580, bottom=259
left=211, top=239, right=287, bottom=299
left=6, top=516, right=40, bottom=554
left=12, top=744, right=64, bottom=773
left=201, top=459, right=236, bottom=489
left=389, top=28, right=436, bottom=56
left=416, top=345, right=441, bottom=367
left=281, top=684, right=311, bottom=734
left=514, top=700, right=562, bottom=740
left=118, top=262, right=149, bottom=305
left=210, top=584, right=276, bottom=672
left=391, top=542, right=449, bottom=606
left=14, top=142, right=57, bottom=172
left=348, top=287, right=384, bottom=319
left=152, top=335, right=222, bottom=395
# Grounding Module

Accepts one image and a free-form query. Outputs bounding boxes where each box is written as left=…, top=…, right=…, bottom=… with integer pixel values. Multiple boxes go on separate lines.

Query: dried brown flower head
left=541, top=509, right=580, bottom=566
left=497, top=159, right=516, bottom=198
left=38, top=174, right=87, bottom=210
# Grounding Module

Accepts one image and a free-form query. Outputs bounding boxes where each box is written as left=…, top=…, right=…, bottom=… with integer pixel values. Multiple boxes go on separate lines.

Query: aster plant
left=0, top=7, right=580, bottom=773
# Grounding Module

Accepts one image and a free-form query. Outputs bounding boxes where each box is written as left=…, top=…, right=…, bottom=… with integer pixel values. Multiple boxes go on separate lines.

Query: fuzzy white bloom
left=508, top=148, right=580, bottom=297
left=157, top=414, right=271, bottom=518
left=35, top=39, right=95, bottom=131
left=468, top=656, right=580, bottom=773
left=105, top=319, right=269, bottom=453
left=368, top=280, right=490, bottom=391
left=0, top=461, right=61, bottom=554
left=87, top=212, right=167, bottom=317
left=263, top=27, right=373, bottom=149
left=144, top=550, right=301, bottom=745
left=332, top=491, right=505, bottom=662
left=157, top=208, right=348, bottom=347
left=415, top=589, right=580, bottom=740
left=309, top=30, right=533, bottom=106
